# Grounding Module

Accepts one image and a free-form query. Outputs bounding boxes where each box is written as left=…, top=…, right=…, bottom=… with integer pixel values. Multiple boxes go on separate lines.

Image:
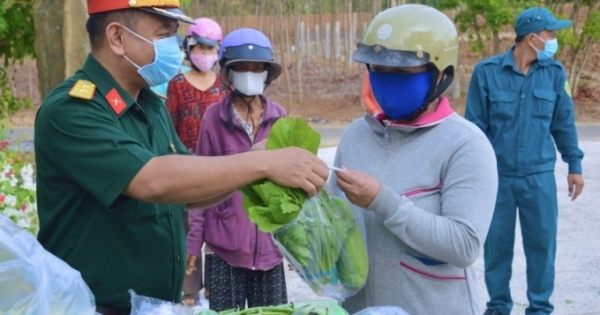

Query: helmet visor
left=352, top=43, right=430, bottom=68
left=191, top=33, right=220, bottom=47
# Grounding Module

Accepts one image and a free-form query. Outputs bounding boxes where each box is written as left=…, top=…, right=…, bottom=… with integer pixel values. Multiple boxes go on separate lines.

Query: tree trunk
left=492, top=29, right=500, bottom=55
left=473, top=24, right=488, bottom=58
left=372, top=0, right=381, bottom=17
left=330, top=0, right=338, bottom=82
left=451, top=45, right=461, bottom=99
left=567, top=30, right=585, bottom=88
left=34, top=0, right=89, bottom=100
left=277, top=0, right=294, bottom=113
left=345, top=0, right=353, bottom=73
left=215, top=0, right=222, bottom=31
left=294, top=0, right=303, bottom=103
left=317, top=0, right=324, bottom=76
left=258, top=0, right=266, bottom=30
left=224, top=2, right=231, bottom=33
left=572, top=37, right=594, bottom=97
left=569, top=0, right=581, bottom=22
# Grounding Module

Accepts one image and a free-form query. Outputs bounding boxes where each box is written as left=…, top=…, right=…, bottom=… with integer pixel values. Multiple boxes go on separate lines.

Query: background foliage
left=0, top=0, right=35, bottom=125
left=1, top=0, right=600, bottom=120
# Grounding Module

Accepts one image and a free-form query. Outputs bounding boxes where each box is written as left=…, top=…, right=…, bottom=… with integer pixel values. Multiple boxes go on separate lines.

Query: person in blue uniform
left=465, top=7, right=585, bottom=315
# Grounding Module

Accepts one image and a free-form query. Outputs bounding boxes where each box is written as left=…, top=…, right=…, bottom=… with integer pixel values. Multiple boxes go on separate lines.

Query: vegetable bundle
left=196, top=300, right=349, bottom=315
left=273, top=189, right=368, bottom=299
left=240, top=118, right=368, bottom=300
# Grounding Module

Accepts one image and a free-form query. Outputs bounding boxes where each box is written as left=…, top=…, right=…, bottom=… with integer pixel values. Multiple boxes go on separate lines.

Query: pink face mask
left=190, top=53, right=218, bottom=72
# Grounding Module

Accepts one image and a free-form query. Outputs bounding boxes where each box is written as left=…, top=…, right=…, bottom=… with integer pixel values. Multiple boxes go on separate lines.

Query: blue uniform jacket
left=465, top=47, right=583, bottom=176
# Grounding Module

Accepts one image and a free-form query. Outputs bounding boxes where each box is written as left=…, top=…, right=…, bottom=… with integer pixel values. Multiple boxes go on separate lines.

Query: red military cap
left=87, top=0, right=194, bottom=24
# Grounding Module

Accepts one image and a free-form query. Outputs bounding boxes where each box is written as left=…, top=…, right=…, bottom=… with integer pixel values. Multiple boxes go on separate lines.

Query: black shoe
left=483, top=310, right=506, bottom=315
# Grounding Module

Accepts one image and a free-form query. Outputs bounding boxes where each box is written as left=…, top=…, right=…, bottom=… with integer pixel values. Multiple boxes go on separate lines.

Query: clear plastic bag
left=0, top=214, right=96, bottom=315
left=129, top=289, right=195, bottom=315
left=272, top=184, right=368, bottom=301
left=353, top=306, right=410, bottom=315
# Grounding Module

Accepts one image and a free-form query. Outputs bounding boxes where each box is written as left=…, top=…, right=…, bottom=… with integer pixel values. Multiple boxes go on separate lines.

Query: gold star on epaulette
left=68, top=80, right=96, bottom=100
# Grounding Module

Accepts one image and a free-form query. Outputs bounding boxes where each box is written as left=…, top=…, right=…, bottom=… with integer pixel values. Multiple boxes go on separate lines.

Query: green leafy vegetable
left=240, top=118, right=321, bottom=232
left=274, top=191, right=356, bottom=290
left=239, top=117, right=368, bottom=299
left=200, top=300, right=349, bottom=315
left=332, top=197, right=368, bottom=290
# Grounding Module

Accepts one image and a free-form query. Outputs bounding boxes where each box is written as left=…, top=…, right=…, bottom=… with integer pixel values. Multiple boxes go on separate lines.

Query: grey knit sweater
left=332, top=99, right=498, bottom=315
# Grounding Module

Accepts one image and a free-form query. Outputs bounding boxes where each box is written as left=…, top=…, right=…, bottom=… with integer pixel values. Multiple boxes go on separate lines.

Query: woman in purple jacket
left=186, top=28, right=287, bottom=312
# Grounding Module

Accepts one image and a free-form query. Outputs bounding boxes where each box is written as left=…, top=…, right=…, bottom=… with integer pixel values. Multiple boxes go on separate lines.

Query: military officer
left=34, top=1, right=328, bottom=314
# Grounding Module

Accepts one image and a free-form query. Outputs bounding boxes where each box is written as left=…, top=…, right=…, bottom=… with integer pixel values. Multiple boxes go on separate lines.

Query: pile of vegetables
left=196, top=300, right=349, bottom=315
left=240, top=118, right=368, bottom=300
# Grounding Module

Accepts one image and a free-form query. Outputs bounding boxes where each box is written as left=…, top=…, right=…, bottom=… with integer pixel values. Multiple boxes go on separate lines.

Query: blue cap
left=515, top=7, right=572, bottom=37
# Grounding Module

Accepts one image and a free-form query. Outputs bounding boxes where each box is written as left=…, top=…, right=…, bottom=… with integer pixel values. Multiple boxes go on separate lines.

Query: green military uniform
left=35, top=54, right=190, bottom=309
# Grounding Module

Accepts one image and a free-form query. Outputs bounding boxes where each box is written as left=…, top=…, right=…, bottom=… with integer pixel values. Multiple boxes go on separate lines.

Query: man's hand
left=186, top=255, right=197, bottom=276
left=265, top=147, right=329, bottom=197
left=335, top=168, right=381, bottom=208
left=567, top=174, right=584, bottom=201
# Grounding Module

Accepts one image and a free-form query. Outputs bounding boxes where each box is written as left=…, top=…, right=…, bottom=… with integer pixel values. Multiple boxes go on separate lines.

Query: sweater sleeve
left=367, top=132, right=498, bottom=268
left=186, top=114, right=214, bottom=257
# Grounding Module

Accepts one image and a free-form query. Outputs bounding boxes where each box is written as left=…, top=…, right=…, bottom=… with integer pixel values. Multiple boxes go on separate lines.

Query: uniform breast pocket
left=532, top=88, right=556, bottom=119
left=488, top=91, right=517, bottom=120
left=112, top=198, right=161, bottom=222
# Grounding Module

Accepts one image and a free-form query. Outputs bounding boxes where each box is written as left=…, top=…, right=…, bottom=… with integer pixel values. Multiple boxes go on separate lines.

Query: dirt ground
left=6, top=30, right=600, bottom=127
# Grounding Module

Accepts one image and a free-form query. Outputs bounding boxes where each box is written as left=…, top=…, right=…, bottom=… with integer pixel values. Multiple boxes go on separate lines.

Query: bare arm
left=123, top=146, right=328, bottom=204
left=183, top=139, right=269, bottom=209
left=185, top=190, right=235, bottom=210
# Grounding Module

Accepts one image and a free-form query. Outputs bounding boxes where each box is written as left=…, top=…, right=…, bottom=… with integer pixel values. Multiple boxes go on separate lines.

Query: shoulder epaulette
left=68, top=80, right=96, bottom=100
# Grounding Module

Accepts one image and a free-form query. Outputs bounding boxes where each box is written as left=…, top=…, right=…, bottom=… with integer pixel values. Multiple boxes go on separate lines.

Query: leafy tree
left=0, top=0, right=35, bottom=128
left=446, top=0, right=535, bottom=57
left=555, top=0, right=600, bottom=96
left=0, top=0, right=36, bottom=64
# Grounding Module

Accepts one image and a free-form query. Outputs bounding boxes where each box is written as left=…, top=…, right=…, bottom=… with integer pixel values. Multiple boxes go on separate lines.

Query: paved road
left=5, top=124, right=600, bottom=151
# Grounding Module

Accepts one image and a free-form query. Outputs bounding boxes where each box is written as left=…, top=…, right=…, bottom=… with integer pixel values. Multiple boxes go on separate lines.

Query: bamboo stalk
left=277, top=0, right=294, bottom=114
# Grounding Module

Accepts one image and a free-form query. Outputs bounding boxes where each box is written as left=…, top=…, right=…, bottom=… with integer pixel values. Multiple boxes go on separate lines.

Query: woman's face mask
left=228, top=70, right=268, bottom=96
left=368, top=68, right=433, bottom=120
left=531, top=33, right=558, bottom=60
left=190, top=53, right=218, bottom=72
left=121, top=25, right=183, bottom=87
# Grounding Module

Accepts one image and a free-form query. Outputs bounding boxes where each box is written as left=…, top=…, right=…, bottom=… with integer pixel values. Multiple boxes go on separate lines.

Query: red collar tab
left=106, top=88, right=127, bottom=115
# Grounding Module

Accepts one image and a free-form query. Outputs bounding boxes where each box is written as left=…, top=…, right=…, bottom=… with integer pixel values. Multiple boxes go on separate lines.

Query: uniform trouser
left=484, top=172, right=558, bottom=315
left=183, top=210, right=203, bottom=300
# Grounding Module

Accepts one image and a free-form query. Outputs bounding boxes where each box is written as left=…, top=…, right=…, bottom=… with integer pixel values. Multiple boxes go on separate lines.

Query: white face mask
left=229, top=70, right=268, bottom=96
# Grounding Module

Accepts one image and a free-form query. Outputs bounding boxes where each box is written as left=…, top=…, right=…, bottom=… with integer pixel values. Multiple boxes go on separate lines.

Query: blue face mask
left=368, top=68, right=432, bottom=120
left=122, top=26, right=183, bottom=87
left=532, top=34, right=558, bottom=60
